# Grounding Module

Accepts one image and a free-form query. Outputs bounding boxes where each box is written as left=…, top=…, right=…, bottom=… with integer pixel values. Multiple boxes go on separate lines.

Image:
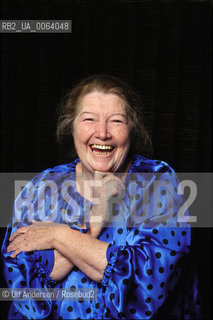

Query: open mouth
left=90, top=144, right=115, bottom=155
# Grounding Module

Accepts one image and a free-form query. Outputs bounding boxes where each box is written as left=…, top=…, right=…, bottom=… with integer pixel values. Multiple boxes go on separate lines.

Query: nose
left=95, top=120, right=111, bottom=140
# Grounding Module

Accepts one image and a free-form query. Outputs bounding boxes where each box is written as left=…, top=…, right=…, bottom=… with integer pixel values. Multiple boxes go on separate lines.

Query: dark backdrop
left=0, top=0, right=212, bottom=319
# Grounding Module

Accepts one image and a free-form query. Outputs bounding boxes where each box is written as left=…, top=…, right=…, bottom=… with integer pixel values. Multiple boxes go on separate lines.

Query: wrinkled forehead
left=75, top=91, right=128, bottom=116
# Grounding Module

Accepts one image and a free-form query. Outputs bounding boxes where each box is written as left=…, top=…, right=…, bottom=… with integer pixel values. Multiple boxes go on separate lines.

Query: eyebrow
left=79, top=112, right=96, bottom=116
left=79, top=111, right=127, bottom=117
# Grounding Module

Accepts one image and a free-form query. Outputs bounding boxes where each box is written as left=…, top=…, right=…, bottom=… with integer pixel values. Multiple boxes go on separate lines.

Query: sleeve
left=1, top=171, right=57, bottom=319
left=101, top=164, right=191, bottom=319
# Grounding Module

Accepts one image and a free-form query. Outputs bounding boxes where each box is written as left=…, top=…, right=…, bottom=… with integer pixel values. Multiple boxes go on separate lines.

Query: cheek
left=115, top=128, right=131, bottom=148
left=73, top=124, right=90, bottom=144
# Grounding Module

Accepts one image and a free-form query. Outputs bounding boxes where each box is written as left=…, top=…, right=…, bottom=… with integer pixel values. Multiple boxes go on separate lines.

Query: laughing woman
left=2, top=75, right=200, bottom=319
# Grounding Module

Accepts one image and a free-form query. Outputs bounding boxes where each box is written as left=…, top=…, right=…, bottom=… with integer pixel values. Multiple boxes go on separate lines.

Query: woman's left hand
left=7, top=221, right=68, bottom=258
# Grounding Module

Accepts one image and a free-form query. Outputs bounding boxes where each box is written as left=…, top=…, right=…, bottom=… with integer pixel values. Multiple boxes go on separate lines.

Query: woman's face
left=73, top=91, right=131, bottom=173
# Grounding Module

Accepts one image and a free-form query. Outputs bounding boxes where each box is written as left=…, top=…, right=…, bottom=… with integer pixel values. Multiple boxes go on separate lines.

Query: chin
left=88, top=159, right=113, bottom=172
left=92, top=164, right=113, bottom=172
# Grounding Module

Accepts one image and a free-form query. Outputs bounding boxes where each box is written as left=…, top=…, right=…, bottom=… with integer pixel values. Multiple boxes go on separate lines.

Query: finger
left=10, top=249, right=22, bottom=258
left=9, top=226, right=28, bottom=241
left=7, top=235, right=26, bottom=252
left=93, top=172, right=125, bottom=200
left=106, top=181, right=126, bottom=199
left=94, top=171, right=113, bottom=180
left=7, top=234, right=26, bottom=250
left=10, top=240, right=33, bottom=257
left=111, top=185, right=118, bottom=196
left=102, top=175, right=125, bottom=190
left=105, top=184, right=124, bottom=198
left=102, top=173, right=124, bottom=183
left=93, top=172, right=124, bottom=194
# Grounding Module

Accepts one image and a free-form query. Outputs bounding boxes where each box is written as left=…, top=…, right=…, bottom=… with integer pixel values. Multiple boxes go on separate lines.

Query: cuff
left=34, top=262, right=57, bottom=288
left=101, top=244, right=122, bottom=287
left=106, top=244, right=120, bottom=261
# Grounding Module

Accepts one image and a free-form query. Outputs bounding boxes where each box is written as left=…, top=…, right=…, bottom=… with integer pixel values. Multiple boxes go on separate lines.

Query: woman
left=2, top=75, right=200, bottom=319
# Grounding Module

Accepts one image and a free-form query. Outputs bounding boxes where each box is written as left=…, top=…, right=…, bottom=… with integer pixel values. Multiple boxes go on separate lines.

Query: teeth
left=91, top=144, right=114, bottom=150
left=92, top=151, right=111, bottom=155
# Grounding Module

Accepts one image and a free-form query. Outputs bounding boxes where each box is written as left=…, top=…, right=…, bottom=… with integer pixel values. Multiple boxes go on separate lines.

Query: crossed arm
left=7, top=221, right=109, bottom=282
left=7, top=172, right=125, bottom=283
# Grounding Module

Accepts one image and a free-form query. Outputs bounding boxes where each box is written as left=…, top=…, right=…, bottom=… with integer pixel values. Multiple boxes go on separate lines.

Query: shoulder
left=19, top=159, right=80, bottom=190
left=42, top=158, right=80, bottom=175
left=34, top=158, right=80, bottom=179
left=130, top=154, right=175, bottom=174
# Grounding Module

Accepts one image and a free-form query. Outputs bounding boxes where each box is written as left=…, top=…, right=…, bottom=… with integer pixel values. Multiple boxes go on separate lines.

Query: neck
left=75, top=157, right=132, bottom=200
left=76, top=156, right=132, bottom=179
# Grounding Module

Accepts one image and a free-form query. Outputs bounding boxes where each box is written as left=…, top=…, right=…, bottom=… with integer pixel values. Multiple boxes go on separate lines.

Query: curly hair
left=56, top=74, right=153, bottom=161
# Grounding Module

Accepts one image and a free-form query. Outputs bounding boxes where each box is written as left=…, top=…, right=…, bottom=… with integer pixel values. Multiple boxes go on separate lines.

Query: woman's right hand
left=88, top=171, right=125, bottom=238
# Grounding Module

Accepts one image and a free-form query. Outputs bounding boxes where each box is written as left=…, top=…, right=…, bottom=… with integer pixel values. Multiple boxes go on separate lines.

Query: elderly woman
left=2, top=75, right=200, bottom=319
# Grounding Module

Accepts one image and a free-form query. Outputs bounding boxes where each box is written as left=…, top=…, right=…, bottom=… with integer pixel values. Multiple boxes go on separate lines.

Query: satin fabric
left=1, top=155, right=200, bottom=319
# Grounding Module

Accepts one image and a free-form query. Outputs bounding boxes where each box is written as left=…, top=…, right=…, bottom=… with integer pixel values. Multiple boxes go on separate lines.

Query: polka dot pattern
left=2, top=154, right=199, bottom=320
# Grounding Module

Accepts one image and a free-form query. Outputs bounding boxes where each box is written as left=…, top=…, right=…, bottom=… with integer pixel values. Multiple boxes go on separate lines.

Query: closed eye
left=112, top=120, right=124, bottom=124
left=84, top=118, right=94, bottom=121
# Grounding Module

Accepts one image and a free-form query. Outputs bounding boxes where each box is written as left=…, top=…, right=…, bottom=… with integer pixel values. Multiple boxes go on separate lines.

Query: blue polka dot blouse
left=1, top=155, right=201, bottom=319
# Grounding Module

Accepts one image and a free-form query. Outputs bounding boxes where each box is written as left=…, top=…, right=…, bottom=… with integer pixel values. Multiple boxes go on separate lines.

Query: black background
left=0, top=0, right=212, bottom=319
